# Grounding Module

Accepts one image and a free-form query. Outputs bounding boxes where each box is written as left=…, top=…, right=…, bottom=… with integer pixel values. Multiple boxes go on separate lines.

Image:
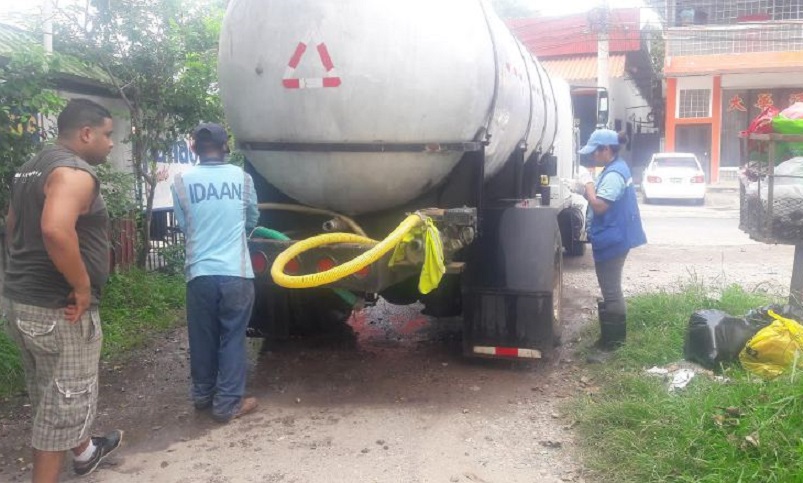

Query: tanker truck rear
left=218, top=0, right=606, bottom=359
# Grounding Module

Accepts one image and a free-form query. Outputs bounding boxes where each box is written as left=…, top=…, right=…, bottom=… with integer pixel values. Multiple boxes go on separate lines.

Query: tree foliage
left=0, top=46, right=66, bottom=218
left=55, top=0, right=225, bottom=267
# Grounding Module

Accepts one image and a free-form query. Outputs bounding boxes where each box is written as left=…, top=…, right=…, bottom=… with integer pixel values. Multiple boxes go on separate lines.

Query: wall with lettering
left=721, top=88, right=803, bottom=167
left=151, top=140, right=199, bottom=210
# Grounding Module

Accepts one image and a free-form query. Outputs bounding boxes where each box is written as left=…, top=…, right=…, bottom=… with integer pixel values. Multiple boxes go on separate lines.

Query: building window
left=679, top=89, right=711, bottom=118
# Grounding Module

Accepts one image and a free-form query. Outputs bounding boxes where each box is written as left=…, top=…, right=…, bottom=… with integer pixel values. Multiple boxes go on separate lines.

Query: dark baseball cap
left=192, top=123, right=228, bottom=146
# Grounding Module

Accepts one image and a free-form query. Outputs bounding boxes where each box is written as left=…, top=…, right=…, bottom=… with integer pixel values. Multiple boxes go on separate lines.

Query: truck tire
left=558, top=208, right=586, bottom=257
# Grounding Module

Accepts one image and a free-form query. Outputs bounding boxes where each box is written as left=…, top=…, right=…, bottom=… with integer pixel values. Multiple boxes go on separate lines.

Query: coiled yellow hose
left=271, top=214, right=424, bottom=289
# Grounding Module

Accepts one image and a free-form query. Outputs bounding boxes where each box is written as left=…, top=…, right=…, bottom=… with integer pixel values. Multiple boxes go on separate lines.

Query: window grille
left=679, top=89, right=711, bottom=118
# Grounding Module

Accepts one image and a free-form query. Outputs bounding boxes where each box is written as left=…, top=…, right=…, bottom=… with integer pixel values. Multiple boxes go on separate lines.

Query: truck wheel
left=558, top=208, right=585, bottom=257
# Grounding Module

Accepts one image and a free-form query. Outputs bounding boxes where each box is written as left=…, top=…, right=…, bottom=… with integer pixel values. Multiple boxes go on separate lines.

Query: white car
left=641, top=153, right=706, bottom=205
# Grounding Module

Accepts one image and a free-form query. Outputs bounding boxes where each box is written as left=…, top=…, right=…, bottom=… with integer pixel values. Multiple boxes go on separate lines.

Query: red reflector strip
left=473, top=346, right=542, bottom=359
left=287, top=42, right=307, bottom=69
left=322, top=76, right=342, bottom=88
left=317, top=43, right=335, bottom=71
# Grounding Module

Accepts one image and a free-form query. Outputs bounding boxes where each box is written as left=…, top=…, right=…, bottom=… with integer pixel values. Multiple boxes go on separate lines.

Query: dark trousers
left=594, top=254, right=628, bottom=317
left=186, top=276, right=255, bottom=419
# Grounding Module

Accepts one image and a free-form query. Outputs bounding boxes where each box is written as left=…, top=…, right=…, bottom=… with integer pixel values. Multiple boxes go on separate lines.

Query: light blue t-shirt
left=587, top=166, right=627, bottom=226
left=171, top=163, right=260, bottom=281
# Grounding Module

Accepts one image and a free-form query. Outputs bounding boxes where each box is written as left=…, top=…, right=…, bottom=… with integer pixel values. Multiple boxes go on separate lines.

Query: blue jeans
left=186, top=276, right=255, bottom=420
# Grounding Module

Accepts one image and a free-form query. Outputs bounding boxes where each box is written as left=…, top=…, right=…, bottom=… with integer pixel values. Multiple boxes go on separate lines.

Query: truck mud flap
left=462, top=202, right=561, bottom=358
left=462, top=290, right=555, bottom=358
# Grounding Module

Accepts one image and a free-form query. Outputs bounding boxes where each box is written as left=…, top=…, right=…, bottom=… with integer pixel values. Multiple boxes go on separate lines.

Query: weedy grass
left=0, top=269, right=185, bottom=397
left=571, top=283, right=803, bottom=483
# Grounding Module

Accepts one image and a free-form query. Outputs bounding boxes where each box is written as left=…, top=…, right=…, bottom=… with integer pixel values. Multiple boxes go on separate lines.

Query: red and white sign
left=282, top=33, right=341, bottom=89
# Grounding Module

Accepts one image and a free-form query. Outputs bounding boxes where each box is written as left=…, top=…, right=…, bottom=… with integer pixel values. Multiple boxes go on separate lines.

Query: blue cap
left=192, top=123, right=228, bottom=146
left=578, top=129, right=619, bottom=155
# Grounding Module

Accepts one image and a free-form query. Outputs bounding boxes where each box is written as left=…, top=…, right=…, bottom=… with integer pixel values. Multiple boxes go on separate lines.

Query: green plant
left=55, top=0, right=225, bottom=268
left=157, top=243, right=186, bottom=276
left=0, top=324, right=24, bottom=397
left=570, top=284, right=803, bottom=483
left=96, top=163, right=137, bottom=220
left=99, top=268, right=185, bottom=358
left=0, top=44, right=66, bottom=217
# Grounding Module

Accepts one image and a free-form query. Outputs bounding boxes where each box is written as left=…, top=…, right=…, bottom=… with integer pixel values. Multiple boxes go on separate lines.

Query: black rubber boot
left=588, top=300, right=626, bottom=363
left=599, top=312, right=626, bottom=350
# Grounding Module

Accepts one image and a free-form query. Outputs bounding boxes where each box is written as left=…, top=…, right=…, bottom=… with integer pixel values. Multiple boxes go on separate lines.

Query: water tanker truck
left=218, top=0, right=608, bottom=359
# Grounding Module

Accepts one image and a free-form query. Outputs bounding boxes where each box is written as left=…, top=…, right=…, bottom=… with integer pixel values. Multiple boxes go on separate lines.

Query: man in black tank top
left=2, top=99, right=123, bottom=481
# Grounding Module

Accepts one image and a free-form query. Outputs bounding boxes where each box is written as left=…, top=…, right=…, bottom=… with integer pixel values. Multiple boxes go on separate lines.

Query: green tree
left=55, top=0, right=225, bottom=267
left=491, top=0, right=537, bottom=19
left=0, top=46, right=66, bottom=219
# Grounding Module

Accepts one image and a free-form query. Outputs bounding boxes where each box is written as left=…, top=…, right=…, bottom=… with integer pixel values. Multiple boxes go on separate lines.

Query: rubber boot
left=587, top=300, right=626, bottom=363
left=599, top=311, right=626, bottom=350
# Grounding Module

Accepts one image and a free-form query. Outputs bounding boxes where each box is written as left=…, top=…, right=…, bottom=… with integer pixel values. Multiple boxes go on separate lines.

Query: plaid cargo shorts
left=1, top=297, right=102, bottom=452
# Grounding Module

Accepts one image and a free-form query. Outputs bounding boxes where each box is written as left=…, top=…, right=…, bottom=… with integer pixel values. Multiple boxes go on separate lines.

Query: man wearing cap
left=171, top=123, right=260, bottom=422
left=576, top=128, right=647, bottom=358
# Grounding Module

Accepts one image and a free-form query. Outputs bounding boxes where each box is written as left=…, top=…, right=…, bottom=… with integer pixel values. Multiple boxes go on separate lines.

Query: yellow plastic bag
left=739, top=310, right=803, bottom=379
left=388, top=216, right=445, bottom=295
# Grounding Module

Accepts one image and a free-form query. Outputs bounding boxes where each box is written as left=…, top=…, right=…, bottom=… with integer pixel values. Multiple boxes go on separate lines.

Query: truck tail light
left=316, top=257, right=336, bottom=273
left=285, top=258, right=301, bottom=275
left=647, top=176, right=662, bottom=183
left=691, top=175, right=705, bottom=184
left=251, top=251, right=268, bottom=275
left=354, top=266, right=370, bottom=279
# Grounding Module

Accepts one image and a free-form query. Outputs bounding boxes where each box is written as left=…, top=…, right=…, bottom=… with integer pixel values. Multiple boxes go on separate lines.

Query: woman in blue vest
left=576, top=129, right=647, bottom=352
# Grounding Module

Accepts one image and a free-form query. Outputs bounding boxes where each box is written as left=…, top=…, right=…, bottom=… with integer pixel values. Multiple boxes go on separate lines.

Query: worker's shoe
left=73, top=430, right=124, bottom=476
left=193, top=397, right=213, bottom=411
left=212, top=397, right=259, bottom=423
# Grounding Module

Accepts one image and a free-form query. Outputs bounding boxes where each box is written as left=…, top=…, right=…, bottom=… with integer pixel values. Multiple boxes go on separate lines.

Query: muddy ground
left=0, top=190, right=795, bottom=483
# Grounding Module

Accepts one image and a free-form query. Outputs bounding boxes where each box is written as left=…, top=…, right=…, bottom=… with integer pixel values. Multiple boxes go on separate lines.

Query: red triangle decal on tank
left=281, top=34, right=342, bottom=90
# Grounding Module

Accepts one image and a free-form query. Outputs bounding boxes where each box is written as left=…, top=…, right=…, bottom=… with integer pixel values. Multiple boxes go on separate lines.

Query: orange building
left=660, top=0, right=803, bottom=182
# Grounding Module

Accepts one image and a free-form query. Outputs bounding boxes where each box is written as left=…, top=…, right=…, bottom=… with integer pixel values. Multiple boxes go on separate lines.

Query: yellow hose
left=271, top=214, right=423, bottom=289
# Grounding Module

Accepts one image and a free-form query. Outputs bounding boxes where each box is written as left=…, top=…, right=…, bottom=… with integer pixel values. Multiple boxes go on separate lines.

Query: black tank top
left=3, top=144, right=109, bottom=308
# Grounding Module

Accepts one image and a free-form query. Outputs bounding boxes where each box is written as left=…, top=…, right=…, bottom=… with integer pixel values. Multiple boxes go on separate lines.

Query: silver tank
left=219, top=0, right=563, bottom=215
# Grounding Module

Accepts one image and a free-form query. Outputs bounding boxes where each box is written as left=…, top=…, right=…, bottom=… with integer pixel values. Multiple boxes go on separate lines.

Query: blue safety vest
left=588, top=158, right=647, bottom=262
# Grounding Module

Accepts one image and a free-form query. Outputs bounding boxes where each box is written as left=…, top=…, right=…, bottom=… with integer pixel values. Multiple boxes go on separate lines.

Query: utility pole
left=42, top=0, right=54, bottom=54
left=596, top=0, right=610, bottom=94
left=588, top=0, right=611, bottom=128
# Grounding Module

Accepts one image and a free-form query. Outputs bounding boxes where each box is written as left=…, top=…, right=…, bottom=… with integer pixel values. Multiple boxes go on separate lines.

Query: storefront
left=665, top=67, right=803, bottom=183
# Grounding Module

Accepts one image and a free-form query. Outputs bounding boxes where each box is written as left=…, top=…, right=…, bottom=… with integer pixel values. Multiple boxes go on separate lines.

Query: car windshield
left=652, top=157, right=699, bottom=170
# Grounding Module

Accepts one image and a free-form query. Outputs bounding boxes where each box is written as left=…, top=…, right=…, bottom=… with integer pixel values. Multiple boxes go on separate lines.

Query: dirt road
left=0, top=190, right=795, bottom=483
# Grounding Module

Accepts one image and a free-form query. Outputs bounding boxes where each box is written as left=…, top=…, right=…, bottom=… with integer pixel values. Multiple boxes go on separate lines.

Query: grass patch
left=0, top=327, right=23, bottom=398
left=0, top=269, right=185, bottom=397
left=99, top=268, right=186, bottom=358
left=571, top=283, right=803, bottom=483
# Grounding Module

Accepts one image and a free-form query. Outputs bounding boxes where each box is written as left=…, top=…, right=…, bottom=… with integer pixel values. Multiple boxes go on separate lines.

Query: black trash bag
left=745, top=304, right=803, bottom=326
left=683, top=309, right=768, bottom=370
